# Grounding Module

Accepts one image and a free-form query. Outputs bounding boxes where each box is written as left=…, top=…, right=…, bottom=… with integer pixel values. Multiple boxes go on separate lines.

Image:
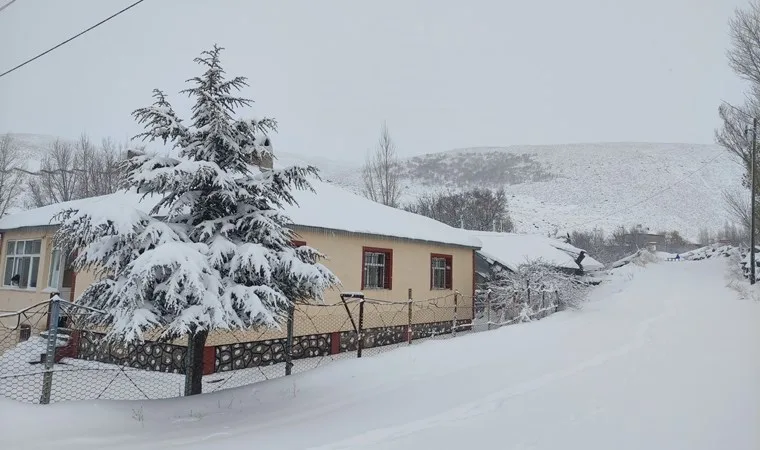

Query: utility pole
left=751, top=118, right=757, bottom=284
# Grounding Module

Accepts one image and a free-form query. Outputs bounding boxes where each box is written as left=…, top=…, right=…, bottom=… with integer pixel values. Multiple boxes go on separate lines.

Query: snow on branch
left=55, top=46, right=339, bottom=345
left=483, top=258, right=591, bottom=324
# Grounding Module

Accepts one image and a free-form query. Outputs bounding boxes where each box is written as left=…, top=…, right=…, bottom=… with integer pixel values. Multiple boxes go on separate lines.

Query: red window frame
left=430, top=253, right=453, bottom=290
left=361, top=247, right=393, bottom=290
left=291, top=240, right=307, bottom=247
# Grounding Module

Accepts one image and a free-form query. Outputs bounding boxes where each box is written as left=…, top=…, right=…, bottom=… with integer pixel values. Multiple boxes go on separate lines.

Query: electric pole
left=751, top=118, right=757, bottom=284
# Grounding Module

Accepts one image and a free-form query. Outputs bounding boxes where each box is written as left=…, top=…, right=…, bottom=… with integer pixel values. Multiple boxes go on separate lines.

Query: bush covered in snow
left=483, top=259, right=592, bottom=324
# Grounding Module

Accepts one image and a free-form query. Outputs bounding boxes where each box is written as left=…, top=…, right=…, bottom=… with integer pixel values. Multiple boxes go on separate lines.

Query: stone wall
left=71, top=319, right=472, bottom=375
left=215, top=333, right=330, bottom=372
left=77, top=330, right=187, bottom=373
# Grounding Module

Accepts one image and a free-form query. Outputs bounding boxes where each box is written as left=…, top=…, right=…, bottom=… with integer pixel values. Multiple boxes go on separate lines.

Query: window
left=3, top=240, right=41, bottom=289
left=291, top=240, right=307, bottom=248
left=431, top=254, right=453, bottom=290
left=48, top=248, right=62, bottom=289
left=362, top=247, right=392, bottom=289
left=19, top=324, right=31, bottom=342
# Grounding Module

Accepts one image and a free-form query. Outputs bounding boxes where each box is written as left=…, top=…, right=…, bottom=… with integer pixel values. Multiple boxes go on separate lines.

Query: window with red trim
left=291, top=240, right=307, bottom=247
left=431, top=254, right=453, bottom=290
left=362, top=247, right=392, bottom=289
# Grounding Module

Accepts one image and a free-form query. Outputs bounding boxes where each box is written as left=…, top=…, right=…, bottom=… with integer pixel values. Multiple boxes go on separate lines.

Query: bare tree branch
left=24, top=135, right=132, bottom=208
left=728, top=2, right=760, bottom=87
left=362, top=122, right=403, bottom=207
left=0, top=134, right=24, bottom=217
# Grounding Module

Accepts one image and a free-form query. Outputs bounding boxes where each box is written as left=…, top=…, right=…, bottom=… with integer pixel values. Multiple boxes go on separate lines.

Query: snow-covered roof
left=0, top=180, right=481, bottom=249
left=472, top=231, right=604, bottom=272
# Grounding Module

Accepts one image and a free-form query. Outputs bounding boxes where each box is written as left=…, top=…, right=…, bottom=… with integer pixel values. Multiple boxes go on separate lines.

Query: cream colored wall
left=72, top=269, right=98, bottom=301
left=209, top=227, right=476, bottom=345
left=0, top=228, right=59, bottom=353
left=0, top=228, right=58, bottom=311
left=0, top=225, right=476, bottom=348
left=295, top=227, right=475, bottom=304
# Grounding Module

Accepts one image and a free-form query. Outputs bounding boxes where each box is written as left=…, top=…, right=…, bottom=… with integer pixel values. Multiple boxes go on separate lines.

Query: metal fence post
left=407, top=288, right=413, bottom=345
left=285, top=303, right=295, bottom=376
left=40, top=295, right=61, bottom=405
left=357, top=299, right=365, bottom=358
left=452, top=292, right=459, bottom=337
left=486, top=290, right=492, bottom=331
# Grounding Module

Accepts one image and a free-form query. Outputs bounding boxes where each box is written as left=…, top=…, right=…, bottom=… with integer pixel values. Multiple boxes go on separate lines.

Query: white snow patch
left=1, top=259, right=758, bottom=449
left=473, top=231, right=604, bottom=272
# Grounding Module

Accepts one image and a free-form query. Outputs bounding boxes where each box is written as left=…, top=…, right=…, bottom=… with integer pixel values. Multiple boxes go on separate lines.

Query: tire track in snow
left=306, top=286, right=679, bottom=450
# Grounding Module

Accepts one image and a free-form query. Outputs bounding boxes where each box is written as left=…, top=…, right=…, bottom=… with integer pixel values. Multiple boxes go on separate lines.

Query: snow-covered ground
left=1, top=257, right=758, bottom=449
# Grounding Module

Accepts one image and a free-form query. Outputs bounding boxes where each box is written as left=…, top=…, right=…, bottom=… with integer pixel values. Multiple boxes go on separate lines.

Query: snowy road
left=3, top=259, right=760, bottom=449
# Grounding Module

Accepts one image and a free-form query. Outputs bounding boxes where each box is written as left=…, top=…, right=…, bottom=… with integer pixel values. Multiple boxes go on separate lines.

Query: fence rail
left=1, top=284, right=561, bottom=404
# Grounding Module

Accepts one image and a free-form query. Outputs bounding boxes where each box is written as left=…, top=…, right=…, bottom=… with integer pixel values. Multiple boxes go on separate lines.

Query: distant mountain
left=6, top=134, right=744, bottom=242
left=322, top=143, right=744, bottom=242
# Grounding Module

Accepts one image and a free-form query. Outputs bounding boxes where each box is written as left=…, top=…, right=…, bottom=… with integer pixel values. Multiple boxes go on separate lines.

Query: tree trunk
left=184, top=328, right=209, bottom=396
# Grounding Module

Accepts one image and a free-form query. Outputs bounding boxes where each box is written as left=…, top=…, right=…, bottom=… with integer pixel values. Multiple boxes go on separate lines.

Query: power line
left=567, top=150, right=728, bottom=230
left=0, top=0, right=147, bottom=79
left=0, top=0, right=18, bottom=14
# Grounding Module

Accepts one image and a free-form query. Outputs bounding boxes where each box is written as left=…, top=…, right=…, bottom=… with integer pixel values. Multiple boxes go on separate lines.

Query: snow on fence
left=0, top=287, right=562, bottom=404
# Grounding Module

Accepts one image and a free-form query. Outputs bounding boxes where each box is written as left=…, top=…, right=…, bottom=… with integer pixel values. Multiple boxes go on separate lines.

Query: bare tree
left=717, top=3, right=760, bottom=210
left=362, top=122, right=403, bottom=207
left=405, top=187, right=514, bottom=232
left=0, top=134, right=24, bottom=216
left=724, top=188, right=751, bottom=232
left=728, top=2, right=760, bottom=88
left=75, top=136, right=127, bottom=198
left=74, top=133, right=97, bottom=198
left=697, top=227, right=712, bottom=246
left=716, top=100, right=757, bottom=188
left=27, top=139, right=79, bottom=207
left=24, top=134, right=130, bottom=207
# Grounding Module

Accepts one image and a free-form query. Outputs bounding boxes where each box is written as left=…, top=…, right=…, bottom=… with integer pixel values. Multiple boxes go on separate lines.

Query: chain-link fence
left=0, top=286, right=562, bottom=404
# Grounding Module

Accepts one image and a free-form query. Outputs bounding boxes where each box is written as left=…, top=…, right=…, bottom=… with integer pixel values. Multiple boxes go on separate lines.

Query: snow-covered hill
left=324, top=143, right=744, bottom=242
left=5, top=134, right=744, bottom=242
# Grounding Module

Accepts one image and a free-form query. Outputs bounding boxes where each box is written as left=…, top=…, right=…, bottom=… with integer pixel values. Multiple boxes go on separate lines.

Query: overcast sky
left=0, top=0, right=749, bottom=163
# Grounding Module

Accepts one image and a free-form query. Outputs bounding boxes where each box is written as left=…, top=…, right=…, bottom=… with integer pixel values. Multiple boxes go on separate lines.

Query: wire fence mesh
left=0, top=284, right=562, bottom=404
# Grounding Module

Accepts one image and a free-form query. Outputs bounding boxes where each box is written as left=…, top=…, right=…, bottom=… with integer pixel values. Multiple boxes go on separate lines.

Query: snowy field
left=323, top=143, right=743, bottom=240
left=1, top=257, right=758, bottom=449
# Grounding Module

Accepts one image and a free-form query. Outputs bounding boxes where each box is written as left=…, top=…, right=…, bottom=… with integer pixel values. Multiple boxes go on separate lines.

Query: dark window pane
left=364, top=251, right=389, bottom=289
left=29, top=257, right=39, bottom=288
left=3, top=257, right=14, bottom=285
left=18, top=257, right=30, bottom=288
left=29, top=240, right=41, bottom=255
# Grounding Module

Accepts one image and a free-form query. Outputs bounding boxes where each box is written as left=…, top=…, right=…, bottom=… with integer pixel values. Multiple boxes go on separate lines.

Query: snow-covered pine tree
left=54, top=45, right=339, bottom=395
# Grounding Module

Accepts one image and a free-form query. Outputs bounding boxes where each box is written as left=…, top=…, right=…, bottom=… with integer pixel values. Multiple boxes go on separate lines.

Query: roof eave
left=0, top=222, right=482, bottom=250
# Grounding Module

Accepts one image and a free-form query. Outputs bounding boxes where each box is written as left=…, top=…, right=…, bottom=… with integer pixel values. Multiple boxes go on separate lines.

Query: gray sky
left=0, top=0, right=749, bottom=163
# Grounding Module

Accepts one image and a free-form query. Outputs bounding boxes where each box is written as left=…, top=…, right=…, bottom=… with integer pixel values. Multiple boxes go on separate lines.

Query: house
left=0, top=174, right=481, bottom=373
left=471, top=231, right=604, bottom=285
left=623, top=231, right=666, bottom=252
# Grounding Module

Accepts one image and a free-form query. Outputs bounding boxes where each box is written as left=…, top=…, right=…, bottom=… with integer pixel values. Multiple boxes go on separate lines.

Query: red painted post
left=330, top=332, right=341, bottom=354
left=202, top=346, right=216, bottom=375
